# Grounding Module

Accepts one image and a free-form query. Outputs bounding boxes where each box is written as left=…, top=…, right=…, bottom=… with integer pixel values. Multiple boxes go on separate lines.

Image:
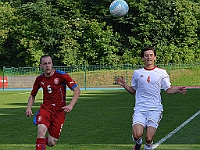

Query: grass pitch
left=0, top=89, right=200, bottom=150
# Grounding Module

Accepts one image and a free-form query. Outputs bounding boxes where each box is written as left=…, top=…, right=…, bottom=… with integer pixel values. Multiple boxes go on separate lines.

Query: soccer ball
left=109, top=0, right=129, bottom=18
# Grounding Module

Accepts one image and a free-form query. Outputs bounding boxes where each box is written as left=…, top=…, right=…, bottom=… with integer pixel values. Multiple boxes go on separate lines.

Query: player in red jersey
left=26, top=55, right=80, bottom=150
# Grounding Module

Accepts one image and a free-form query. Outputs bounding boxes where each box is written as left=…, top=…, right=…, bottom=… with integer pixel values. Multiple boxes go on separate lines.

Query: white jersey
left=131, top=67, right=171, bottom=111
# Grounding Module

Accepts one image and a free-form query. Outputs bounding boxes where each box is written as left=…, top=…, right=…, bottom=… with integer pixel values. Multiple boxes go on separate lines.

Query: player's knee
left=132, top=124, right=144, bottom=139
left=133, top=129, right=143, bottom=139
left=37, top=124, right=47, bottom=137
left=47, top=137, right=58, bottom=147
left=37, top=130, right=46, bottom=137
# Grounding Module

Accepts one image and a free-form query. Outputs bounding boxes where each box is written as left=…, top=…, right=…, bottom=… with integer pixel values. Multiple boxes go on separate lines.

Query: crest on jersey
left=54, top=78, right=59, bottom=84
left=147, top=76, right=150, bottom=83
left=38, top=116, right=42, bottom=122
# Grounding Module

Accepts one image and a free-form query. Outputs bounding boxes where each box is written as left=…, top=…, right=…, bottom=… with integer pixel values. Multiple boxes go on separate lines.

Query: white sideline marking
left=13, top=92, right=30, bottom=95
left=153, top=110, right=200, bottom=149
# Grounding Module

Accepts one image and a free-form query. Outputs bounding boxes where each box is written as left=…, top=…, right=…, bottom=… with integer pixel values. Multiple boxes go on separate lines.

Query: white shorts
left=132, top=110, right=163, bottom=129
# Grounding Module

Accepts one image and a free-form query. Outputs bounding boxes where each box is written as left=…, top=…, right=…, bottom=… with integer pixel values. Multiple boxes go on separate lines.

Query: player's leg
left=37, top=124, right=48, bottom=138
left=132, top=124, right=144, bottom=150
left=34, top=107, right=50, bottom=150
left=144, top=110, right=162, bottom=150
left=132, top=111, right=146, bottom=150
left=47, top=111, right=65, bottom=147
left=36, top=124, right=48, bottom=150
left=46, top=135, right=58, bottom=146
left=144, top=126, right=156, bottom=150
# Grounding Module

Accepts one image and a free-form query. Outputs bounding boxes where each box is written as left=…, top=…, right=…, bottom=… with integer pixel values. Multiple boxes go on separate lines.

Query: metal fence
left=1, top=64, right=200, bottom=90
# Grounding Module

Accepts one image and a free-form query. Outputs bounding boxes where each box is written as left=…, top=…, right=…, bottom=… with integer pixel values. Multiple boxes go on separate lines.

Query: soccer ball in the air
left=109, top=0, right=129, bottom=18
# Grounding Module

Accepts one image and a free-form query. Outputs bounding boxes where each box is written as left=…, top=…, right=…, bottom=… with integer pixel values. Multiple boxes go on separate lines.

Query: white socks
left=132, top=135, right=143, bottom=145
left=144, top=142, right=153, bottom=150
left=132, top=135, right=153, bottom=149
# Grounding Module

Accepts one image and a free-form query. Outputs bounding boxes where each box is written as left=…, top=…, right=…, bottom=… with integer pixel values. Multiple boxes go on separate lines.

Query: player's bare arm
left=62, top=86, right=80, bottom=114
left=166, top=86, right=187, bottom=94
left=116, top=76, right=136, bottom=95
left=26, top=95, right=35, bottom=117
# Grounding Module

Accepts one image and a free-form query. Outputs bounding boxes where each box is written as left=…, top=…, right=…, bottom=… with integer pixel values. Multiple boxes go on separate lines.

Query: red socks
left=36, top=138, right=46, bottom=150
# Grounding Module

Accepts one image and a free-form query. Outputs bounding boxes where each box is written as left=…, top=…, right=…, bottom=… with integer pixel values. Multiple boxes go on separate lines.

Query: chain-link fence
left=1, top=64, right=200, bottom=90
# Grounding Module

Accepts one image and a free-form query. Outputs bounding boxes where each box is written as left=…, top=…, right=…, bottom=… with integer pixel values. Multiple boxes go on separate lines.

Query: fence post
left=84, top=63, right=86, bottom=90
left=168, top=63, right=171, bottom=75
left=3, top=66, right=5, bottom=91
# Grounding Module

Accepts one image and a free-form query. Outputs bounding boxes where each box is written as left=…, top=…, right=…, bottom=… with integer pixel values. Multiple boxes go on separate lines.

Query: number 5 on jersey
left=47, top=85, right=52, bottom=93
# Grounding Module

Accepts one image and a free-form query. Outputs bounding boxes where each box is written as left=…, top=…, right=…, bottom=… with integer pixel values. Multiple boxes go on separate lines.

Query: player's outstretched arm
left=166, top=86, right=187, bottom=95
left=116, top=76, right=136, bottom=95
left=62, top=86, right=80, bottom=114
left=26, top=95, right=35, bottom=117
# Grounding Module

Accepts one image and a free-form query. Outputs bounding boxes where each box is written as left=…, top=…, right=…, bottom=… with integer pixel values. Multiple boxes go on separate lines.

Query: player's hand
left=116, top=76, right=126, bottom=86
left=62, top=105, right=73, bottom=114
left=26, top=109, right=33, bottom=117
left=178, top=86, right=187, bottom=94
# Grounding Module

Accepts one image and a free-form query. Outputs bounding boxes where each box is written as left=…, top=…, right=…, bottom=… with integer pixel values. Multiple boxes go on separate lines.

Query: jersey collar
left=144, top=66, right=156, bottom=70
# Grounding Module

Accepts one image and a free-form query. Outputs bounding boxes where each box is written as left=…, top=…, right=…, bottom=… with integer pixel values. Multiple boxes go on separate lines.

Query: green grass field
left=0, top=89, right=200, bottom=150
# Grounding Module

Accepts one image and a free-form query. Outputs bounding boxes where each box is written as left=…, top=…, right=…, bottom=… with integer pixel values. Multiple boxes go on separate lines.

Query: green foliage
left=80, top=20, right=121, bottom=65
left=0, top=2, right=16, bottom=67
left=126, top=0, right=200, bottom=64
left=16, top=2, right=68, bottom=66
left=0, top=0, right=200, bottom=68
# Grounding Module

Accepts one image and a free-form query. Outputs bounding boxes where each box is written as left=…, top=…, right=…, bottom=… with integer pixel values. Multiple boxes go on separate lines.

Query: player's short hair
left=40, top=55, right=52, bottom=64
left=141, top=47, right=156, bottom=58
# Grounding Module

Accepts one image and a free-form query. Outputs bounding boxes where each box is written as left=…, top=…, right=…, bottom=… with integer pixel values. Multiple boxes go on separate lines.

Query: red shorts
left=34, top=104, right=65, bottom=139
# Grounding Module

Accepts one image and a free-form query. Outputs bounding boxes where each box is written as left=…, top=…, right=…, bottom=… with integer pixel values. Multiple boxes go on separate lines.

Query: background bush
left=0, top=0, right=200, bottom=68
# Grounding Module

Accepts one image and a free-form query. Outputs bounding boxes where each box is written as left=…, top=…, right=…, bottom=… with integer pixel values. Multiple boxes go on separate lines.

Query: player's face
left=40, top=57, right=53, bottom=75
left=142, top=50, right=156, bottom=67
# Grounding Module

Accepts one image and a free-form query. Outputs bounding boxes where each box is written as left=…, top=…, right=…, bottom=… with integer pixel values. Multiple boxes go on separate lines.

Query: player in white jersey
left=116, top=47, right=186, bottom=150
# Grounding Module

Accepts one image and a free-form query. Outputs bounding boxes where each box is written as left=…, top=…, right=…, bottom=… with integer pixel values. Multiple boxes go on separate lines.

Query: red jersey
left=31, top=70, right=77, bottom=107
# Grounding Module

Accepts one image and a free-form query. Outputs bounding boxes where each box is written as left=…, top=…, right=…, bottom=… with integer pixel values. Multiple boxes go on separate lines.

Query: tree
left=0, top=0, right=200, bottom=68
left=122, top=0, right=200, bottom=64
left=2, top=1, right=69, bottom=66
left=0, top=2, right=17, bottom=68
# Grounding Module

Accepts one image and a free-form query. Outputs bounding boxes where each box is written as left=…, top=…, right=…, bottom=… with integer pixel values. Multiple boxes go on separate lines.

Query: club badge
left=38, top=116, right=42, bottom=122
left=54, top=78, right=59, bottom=84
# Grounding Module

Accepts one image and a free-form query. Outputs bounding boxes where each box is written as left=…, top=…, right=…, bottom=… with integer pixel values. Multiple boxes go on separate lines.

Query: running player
left=26, top=55, right=80, bottom=150
left=116, top=47, right=186, bottom=150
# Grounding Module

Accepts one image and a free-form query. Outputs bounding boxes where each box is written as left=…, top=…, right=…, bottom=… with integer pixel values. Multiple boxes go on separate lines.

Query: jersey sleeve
left=58, top=71, right=78, bottom=90
left=131, top=70, right=137, bottom=90
left=31, top=77, right=41, bottom=97
left=161, top=70, right=171, bottom=91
